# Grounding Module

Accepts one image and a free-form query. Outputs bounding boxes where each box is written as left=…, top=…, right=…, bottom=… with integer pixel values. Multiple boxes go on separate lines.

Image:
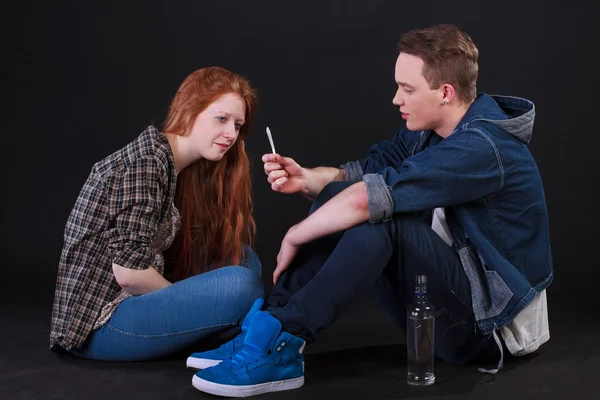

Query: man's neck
left=435, top=101, right=474, bottom=138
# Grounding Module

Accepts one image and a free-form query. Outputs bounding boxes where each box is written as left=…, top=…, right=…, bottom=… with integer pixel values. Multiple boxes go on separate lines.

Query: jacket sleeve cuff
left=362, top=173, right=394, bottom=223
left=340, top=161, right=364, bottom=183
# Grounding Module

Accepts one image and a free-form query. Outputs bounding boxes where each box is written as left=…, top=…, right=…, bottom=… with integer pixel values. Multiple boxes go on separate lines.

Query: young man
left=190, top=24, right=553, bottom=397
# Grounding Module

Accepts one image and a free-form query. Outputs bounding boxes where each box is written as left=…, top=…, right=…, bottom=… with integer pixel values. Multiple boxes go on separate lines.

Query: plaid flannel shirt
left=50, top=126, right=180, bottom=351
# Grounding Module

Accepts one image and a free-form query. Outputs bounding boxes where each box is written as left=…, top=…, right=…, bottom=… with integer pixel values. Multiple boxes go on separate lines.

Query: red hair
left=162, top=67, right=257, bottom=282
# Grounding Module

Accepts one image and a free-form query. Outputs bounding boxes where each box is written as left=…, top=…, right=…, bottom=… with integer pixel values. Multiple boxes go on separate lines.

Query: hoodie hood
left=471, top=94, right=536, bottom=144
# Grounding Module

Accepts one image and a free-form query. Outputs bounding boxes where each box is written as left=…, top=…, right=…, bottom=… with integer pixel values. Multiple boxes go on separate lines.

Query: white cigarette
left=266, top=126, right=276, bottom=154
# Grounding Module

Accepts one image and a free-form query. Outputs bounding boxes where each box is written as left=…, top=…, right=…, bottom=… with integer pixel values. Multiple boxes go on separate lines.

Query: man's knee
left=351, top=213, right=428, bottom=247
left=309, top=181, right=353, bottom=215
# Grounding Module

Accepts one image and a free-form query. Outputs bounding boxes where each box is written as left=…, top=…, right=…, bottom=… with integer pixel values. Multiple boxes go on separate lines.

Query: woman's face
left=188, top=93, right=246, bottom=161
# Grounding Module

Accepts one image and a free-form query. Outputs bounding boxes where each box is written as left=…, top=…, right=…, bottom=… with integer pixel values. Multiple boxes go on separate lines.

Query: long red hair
left=162, top=67, right=257, bottom=282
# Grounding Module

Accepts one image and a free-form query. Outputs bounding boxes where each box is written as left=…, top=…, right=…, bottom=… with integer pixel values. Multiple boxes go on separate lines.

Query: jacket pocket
left=458, top=245, right=513, bottom=321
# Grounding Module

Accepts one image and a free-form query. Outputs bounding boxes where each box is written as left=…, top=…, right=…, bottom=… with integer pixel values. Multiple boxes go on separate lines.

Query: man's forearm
left=288, top=181, right=369, bottom=245
left=112, top=263, right=172, bottom=296
left=302, top=167, right=346, bottom=200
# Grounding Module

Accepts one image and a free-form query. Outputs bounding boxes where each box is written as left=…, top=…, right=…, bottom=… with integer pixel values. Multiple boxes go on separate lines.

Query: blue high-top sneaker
left=186, top=298, right=264, bottom=370
left=192, top=311, right=306, bottom=397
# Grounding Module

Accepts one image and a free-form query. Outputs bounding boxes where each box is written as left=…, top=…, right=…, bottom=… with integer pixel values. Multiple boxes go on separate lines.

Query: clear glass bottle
left=407, top=274, right=435, bottom=386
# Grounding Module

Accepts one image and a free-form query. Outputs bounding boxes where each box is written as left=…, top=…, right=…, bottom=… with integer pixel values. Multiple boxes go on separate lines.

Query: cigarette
left=266, top=126, right=276, bottom=154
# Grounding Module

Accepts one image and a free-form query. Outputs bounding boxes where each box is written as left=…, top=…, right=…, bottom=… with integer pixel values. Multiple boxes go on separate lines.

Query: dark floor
left=1, top=287, right=598, bottom=400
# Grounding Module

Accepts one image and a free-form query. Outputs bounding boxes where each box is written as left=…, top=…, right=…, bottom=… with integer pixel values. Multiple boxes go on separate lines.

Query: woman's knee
left=221, top=266, right=265, bottom=324
left=181, top=265, right=264, bottom=303
left=220, top=265, right=265, bottom=301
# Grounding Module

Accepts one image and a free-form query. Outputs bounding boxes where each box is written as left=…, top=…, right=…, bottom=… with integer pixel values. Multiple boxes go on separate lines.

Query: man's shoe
left=186, top=298, right=264, bottom=370
left=192, top=311, right=305, bottom=397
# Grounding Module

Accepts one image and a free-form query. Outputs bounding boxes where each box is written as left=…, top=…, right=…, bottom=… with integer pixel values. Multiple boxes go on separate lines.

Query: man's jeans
left=267, top=182, right=495, bottom=365
left=70, top=248, right=264, bottom=361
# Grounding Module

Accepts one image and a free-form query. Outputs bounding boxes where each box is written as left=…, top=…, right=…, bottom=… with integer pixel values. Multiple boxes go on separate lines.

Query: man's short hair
left=398, top=24, right=479, bottom=103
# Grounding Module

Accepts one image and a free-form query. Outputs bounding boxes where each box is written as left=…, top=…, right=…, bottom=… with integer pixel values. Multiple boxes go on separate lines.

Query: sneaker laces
left=228, top=348, right=268, bottom=368
left=213, top=333, right=245, bottom=355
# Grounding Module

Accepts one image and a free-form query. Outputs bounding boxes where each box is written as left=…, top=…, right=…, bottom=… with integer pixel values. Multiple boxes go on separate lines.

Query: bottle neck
left=414, top=282, right=428, bottom=302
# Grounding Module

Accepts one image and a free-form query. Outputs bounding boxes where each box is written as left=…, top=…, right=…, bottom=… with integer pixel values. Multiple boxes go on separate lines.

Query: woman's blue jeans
left=70, top=248, right=264, bottom=361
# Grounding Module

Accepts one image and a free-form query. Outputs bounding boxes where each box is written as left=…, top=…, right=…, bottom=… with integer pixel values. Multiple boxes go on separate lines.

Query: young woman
left=50, top=66, right=265, bottom=361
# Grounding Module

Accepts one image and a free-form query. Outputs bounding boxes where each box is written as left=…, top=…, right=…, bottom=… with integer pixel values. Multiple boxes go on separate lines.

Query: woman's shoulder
left=93, top=126, right=174, bottom=181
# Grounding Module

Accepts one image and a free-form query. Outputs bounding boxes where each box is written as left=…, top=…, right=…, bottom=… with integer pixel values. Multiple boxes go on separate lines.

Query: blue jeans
left=70, top=248, right=264, bottom=361
left=267, top=182, right=496, bottom=365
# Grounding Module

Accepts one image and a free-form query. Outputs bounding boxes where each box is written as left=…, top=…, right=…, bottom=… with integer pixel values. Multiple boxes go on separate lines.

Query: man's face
left=392, top=52, right=445, bottom=132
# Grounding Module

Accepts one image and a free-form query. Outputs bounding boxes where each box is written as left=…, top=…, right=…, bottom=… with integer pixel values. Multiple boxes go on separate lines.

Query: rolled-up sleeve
left=362, top=173, right=394, bottom=223
left=105, top=157, right=165, bottom=270
left=340, top=160, right=365, bottom=183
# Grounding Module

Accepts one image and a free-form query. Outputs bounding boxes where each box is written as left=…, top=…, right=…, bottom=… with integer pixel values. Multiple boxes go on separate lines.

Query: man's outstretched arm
left=273, top=181, right=370, bottom=283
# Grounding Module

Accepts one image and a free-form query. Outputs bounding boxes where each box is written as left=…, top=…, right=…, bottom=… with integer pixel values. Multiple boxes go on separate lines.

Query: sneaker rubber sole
left=191, top=374, right=304, bottom=397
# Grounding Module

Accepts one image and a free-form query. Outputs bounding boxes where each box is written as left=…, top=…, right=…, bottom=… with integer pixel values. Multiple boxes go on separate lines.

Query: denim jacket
left=342, top=94, right=553, bottom=334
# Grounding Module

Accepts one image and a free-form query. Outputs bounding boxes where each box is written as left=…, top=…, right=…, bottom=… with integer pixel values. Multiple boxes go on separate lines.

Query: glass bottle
left=407, top=274, right=435, bottom=386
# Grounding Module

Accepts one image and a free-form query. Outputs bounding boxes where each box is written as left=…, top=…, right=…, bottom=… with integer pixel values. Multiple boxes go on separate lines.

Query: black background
left=6, top=1, right=600, bottom=399
left=10, top=0, right=599, bottom=304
